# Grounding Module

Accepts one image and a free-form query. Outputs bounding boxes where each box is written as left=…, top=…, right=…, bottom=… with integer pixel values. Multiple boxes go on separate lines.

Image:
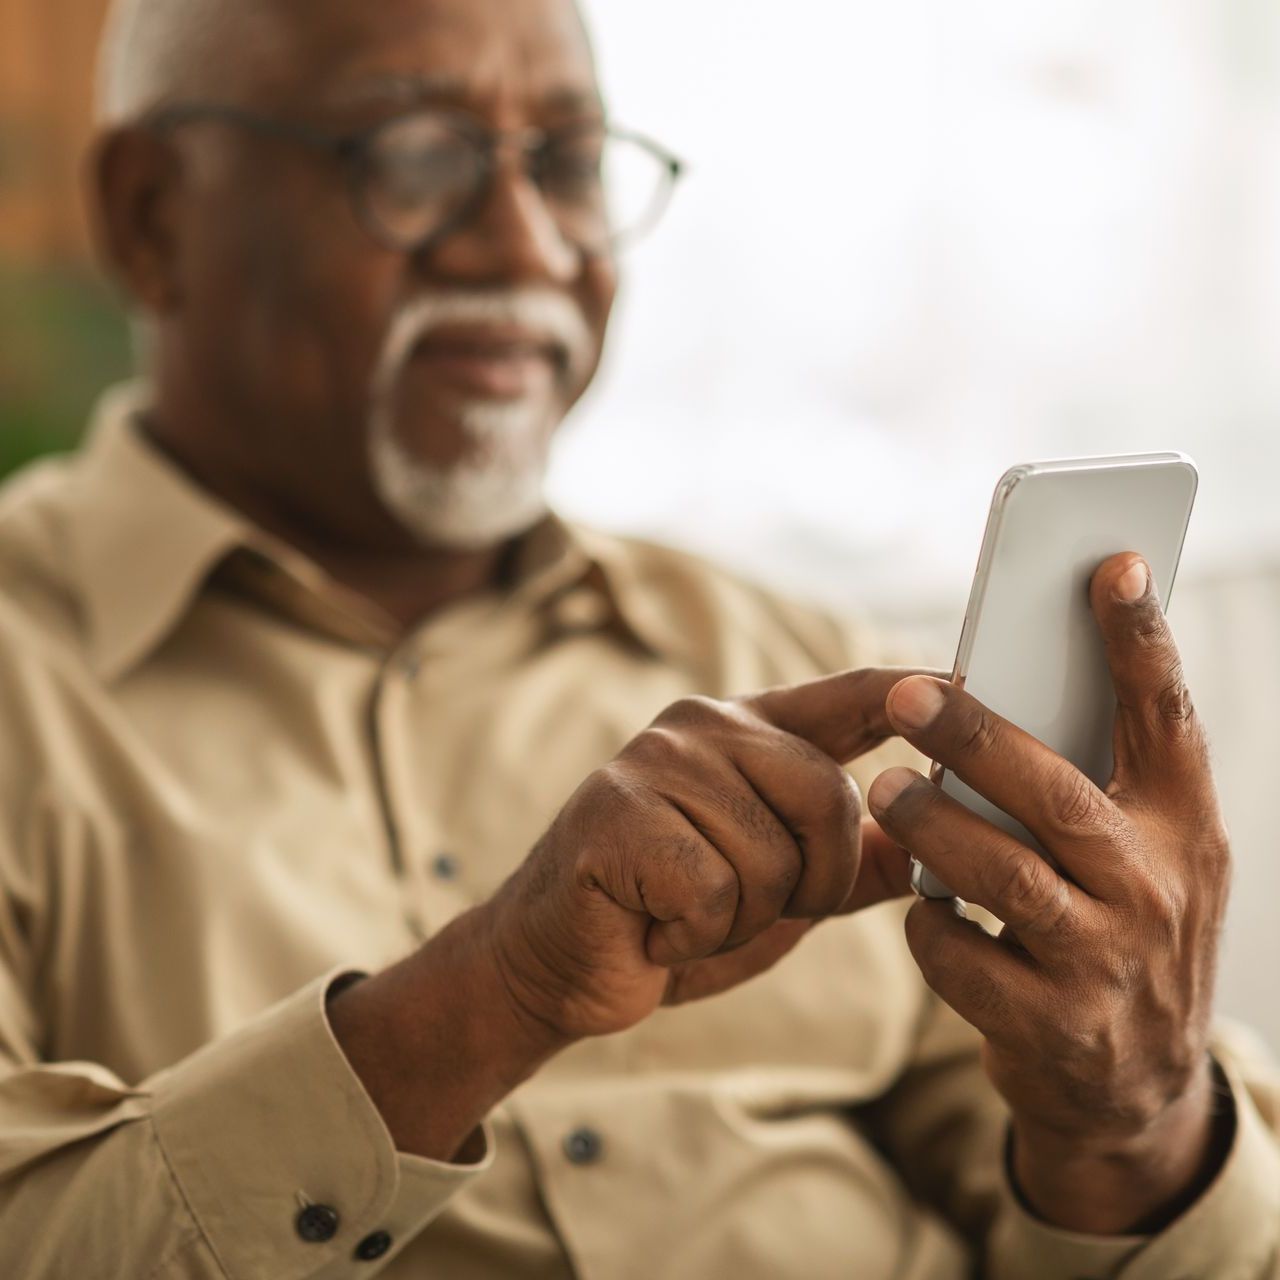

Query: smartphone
left=910, top=452, right=1199, bottom=901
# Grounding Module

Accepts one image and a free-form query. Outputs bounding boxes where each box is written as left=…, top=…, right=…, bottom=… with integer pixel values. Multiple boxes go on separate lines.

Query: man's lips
left=408, top=326, right=562, bottom=399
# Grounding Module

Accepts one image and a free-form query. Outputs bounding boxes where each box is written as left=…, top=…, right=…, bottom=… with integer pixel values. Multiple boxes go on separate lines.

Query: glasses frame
left=142, top=101, right=685, bottom=256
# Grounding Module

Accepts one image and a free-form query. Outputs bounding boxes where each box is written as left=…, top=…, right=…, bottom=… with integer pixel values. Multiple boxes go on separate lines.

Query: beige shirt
left=0, top=386, right=1278, bottom=1280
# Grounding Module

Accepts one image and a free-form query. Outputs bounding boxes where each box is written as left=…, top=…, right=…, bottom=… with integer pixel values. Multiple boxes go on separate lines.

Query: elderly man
left=0, top=0, right=1277, bottom=1275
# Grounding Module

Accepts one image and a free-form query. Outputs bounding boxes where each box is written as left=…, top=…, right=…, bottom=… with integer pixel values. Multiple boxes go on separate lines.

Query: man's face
left=161, top=0, right=616, bottom=550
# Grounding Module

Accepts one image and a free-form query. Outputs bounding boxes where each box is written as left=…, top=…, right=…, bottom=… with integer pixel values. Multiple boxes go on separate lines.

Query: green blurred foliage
left=0, top=261, right=132, bottom=480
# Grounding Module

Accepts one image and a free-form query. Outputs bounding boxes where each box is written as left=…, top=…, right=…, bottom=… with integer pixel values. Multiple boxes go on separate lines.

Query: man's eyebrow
left=540, top=87, right=607, bottom=117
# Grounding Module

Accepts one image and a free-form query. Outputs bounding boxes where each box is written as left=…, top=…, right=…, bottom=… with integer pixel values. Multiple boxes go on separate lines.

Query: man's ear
left=85, top=127, right=186, bottom=315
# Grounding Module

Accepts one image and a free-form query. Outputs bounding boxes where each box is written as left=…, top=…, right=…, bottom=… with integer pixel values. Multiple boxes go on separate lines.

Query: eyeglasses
left=143, top=102, right=685, bottom=257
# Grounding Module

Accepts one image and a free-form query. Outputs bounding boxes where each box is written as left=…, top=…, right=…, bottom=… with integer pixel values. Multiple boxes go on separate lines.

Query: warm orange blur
left=0, top=0, right=113, bottom=264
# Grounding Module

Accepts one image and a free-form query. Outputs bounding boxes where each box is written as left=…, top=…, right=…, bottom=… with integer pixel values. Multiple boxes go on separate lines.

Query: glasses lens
left=539, top=129, right=676, bottom=251
left=360, top=113, right=484, bottom=248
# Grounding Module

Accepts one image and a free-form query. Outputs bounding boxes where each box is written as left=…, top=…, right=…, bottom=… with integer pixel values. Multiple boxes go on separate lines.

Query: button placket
left=370, top=664, right=430, bottom=937
left=374, top=648, right=475, bottom=937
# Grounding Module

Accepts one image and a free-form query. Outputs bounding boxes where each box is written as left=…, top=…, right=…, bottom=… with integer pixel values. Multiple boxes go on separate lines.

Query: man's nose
left=422, top=165, right=582, bottom=286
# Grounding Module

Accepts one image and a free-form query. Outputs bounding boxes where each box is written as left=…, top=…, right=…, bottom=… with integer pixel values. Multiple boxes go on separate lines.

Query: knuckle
left=1205, top=827, right=1233, bottom=879
left=762, top=861, right=803, bottom=905
left=1128, top=607, right=1172, bottom=651
left=724, top=786, right=782, bottom=845
left=657, top=695, right=730, bottom=730
left=594, top=757, right=638, bottom=793
left=571, top=835, right=626, bottom=902
left=843, top=667, right=887, bottom=714
left=696, top=860, right=740, bottom=918
left=762, top=860, right=803, bottom=901
left=955, top=705, right=1001, bottom=758
left=990, top=854, right=1069, bottom=933
left=648, top=839, right=738, bottom=929
left=626, top=725, right=689, bottom=770
left=579, top=761, right=645, bottom=820
left=666, top=829, right=707, bottom=874
left=1045, top=765, right=1108, bottom=833
left=815, top=767, right=862, bottom=826
left=1153, top=674, right=1200, bottom=741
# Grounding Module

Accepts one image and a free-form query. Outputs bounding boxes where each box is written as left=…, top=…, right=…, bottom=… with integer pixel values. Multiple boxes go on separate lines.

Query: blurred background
left=2, top=0, right=1279, bottom=1046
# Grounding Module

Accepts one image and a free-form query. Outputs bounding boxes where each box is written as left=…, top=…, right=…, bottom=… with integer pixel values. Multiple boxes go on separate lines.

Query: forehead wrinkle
left=318, top=0, right=600, bottom=107
left=325, top=72, right=603, bottom=122
left=324, top=72, right=470, bottom=110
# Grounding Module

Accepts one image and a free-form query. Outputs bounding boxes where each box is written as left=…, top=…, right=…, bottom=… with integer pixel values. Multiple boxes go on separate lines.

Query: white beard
left=368, top=396, right=554, bottom=550
left=364, top=287, right=593, bottom=551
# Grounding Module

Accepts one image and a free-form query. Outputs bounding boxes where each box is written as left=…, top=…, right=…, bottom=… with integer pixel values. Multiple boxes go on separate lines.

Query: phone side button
left=911, top=859, right=958, bottom=901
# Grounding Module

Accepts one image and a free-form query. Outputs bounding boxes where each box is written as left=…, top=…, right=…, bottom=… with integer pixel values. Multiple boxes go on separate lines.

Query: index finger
left=884, top=675, right=1135, bottom=900
left=744, top=667, right=945, bottom=764
left=1089, top=554, right=1209, bottom=791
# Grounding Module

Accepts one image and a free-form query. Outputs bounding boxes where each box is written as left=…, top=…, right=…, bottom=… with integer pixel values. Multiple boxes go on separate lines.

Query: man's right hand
left=330, top=666, right=927, bottom=1162
left=484, top=667, right=928, bottom=1044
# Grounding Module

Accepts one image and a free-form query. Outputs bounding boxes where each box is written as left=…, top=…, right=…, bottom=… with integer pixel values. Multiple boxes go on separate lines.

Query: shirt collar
left=69, top=384, right=254, bottom=682
left=68, top=384, right=696, bottom=681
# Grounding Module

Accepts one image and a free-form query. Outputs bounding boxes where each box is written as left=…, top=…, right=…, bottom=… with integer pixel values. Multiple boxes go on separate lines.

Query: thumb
left=743, top=667, right=945, bottom=764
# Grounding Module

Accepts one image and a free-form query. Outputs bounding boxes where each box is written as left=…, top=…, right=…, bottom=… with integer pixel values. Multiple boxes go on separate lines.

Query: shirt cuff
left=149, top=970, right=493, bottom=1279
left=987, top=1058, right=1280, bottom=1280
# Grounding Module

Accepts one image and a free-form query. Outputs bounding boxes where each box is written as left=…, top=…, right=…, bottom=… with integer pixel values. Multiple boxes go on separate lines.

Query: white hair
left=95, top=0, right=266, bottom=124
left=96, top=0, right=595, bottom=126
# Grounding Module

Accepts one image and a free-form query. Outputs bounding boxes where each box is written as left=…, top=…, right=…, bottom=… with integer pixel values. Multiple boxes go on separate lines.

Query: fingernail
left=890, top=677, right=946, bottom=731
left=1115, top=560, right=1150, bottom=604
left=869, top=767, right=917, bottom=811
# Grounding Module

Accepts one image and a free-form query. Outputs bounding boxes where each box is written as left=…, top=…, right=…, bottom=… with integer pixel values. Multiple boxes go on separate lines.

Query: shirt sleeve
left=988, top=1034, right=1280, bottom=1280
left=0, top=970, right=493, bottom=1280
left=860, top=989, right=1280, bottom=1279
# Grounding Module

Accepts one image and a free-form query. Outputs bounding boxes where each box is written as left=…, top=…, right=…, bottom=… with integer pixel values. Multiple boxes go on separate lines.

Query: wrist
left=1011, top=1059, right=1233, bottom=1234
left=328, top=905, right=572, bottom=1161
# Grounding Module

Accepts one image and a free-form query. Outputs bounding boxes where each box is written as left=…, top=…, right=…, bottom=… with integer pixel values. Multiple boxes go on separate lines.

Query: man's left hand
left=867, top=552, right=1234, bottom=1235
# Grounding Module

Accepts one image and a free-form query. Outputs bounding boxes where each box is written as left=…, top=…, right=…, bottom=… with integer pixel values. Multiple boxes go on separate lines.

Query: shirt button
left=431, top=852, right=460, bottom=881
left=295, top=1203, right=340, bottom=1243
left=354, top=1230, right=393, bottom=1261
left=563, top=1126, right=605, bottom=1166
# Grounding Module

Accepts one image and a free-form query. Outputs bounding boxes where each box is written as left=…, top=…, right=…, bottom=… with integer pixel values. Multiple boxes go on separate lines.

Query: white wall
left=550, top=1, right=1280, bottom=1047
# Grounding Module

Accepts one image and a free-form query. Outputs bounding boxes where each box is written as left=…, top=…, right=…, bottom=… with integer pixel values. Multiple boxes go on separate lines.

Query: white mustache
left=372, top=286, right=595, bottom=399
